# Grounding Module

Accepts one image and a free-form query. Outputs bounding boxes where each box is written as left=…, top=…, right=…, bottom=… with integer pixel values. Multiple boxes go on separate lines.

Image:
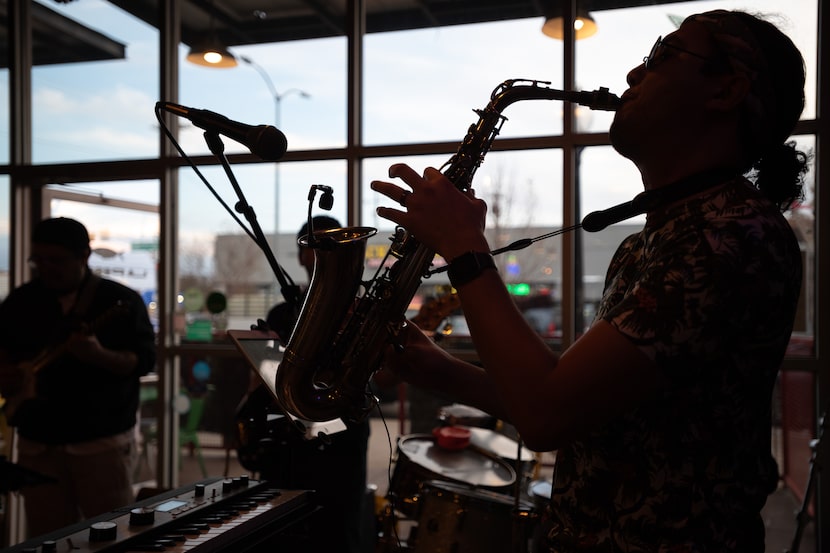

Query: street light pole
left=239, top=56, right=310, bottom=238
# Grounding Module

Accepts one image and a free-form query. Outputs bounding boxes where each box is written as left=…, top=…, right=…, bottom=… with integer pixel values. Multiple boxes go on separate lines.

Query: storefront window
left=0, top=177, right=8, bottom=300
left=364, top=19, right=565, bottom=145
left=179, top=37, right=347, bottom=159
left=31, top=0, right=159, bottom=163
left=177, top=160, right=347, bottom=342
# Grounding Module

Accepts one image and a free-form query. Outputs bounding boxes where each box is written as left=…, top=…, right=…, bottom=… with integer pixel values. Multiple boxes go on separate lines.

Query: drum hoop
left=396, top=433, right=517, bottom=484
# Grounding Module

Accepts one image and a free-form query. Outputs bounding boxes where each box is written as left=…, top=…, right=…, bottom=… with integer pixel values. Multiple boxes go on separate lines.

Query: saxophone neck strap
left=636, top=167, right=740, bottom=212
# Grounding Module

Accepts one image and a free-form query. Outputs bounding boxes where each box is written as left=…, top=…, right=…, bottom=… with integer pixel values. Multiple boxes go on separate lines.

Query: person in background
left=262, top=215, right=372, bottom=553
left=371, top=9, right=808, bottom=551
left=0, top=217, right=156, bottom=539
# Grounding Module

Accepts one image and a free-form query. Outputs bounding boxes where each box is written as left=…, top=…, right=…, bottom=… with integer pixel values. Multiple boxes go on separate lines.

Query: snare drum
left=411, top=480, right=534, bottom=553
left=388, top=434, right=516, bottom=516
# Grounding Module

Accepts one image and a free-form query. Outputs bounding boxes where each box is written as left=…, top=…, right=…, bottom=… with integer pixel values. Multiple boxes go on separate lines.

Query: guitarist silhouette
left=3, top=300, right=130, bottom=426
left=0, top=217, right=156, bottom=540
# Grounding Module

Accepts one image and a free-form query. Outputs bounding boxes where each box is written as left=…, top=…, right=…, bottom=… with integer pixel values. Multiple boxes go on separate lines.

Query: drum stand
left=511, top=509, right=537, bottom=553
left=510, top=436, right=538, bottom=553
left=785, top=409, right=826, bottom=553
left=375, top=500, right=403, bottom=553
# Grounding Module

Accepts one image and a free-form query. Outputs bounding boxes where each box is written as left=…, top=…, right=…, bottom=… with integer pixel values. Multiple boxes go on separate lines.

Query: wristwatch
left=447, top=251, right=496, bottom=288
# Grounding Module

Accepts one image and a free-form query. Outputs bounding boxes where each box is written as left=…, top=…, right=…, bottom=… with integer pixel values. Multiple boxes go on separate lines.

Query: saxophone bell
left=275, top=225, right=379, bottom=422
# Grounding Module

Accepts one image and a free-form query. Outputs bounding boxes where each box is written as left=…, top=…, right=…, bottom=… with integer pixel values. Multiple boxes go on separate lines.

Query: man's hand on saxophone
left=370, top=163, right=490, bottom=263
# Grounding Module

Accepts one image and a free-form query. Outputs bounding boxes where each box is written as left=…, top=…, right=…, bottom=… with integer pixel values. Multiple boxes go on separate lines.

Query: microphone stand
left=785, top=408, right=826, bottom=553
left=202, top=131, right=302, bottom=313
left=510, top=435, right=536, bottom=553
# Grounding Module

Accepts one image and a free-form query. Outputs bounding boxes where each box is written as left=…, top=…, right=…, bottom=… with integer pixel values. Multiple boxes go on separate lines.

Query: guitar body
left=411, top=290, right=461, bottom=331
left=2, top=301, right=128, bottom=426
left=3, top=349, right=64, bottom=426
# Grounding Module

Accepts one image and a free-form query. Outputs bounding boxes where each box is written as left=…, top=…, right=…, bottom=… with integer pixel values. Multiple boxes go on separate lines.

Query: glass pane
left=177, top=159, right=347, bottom=479
left=364, top=19, right=566, bottom=145
left=578, top=146, right=643, bottom=334
left=178, top=37, right=346, bottom=156
left=363, top=149, right=563, bottom=340
left=177, top=348, right=249, bottom=480
left=577, top=0, right=819, bottom=129
left=31, top=0, right=159, bottom=163
left=786, top=134, right=816, bottom=357
left=578, top=134, right=816, bottom=351
left=46, top=181, right=160, bottom=309
left=0, top=58, right=7, bottom=165
left=178, top=160, right=347, bottom=342
left=42, top=182, right=160, bottom=489
left=0, top=176, right=8, bottom=300
left=580, top=145, right=644, bottom=224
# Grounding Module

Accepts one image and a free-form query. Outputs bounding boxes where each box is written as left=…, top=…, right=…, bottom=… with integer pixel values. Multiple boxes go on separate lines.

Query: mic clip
left=308, top=185, right=334, bottom=211
left=305, top=185, right=335, bottom=249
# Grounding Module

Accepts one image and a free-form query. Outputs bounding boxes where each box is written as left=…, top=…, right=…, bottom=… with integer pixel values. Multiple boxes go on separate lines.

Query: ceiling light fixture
left=185, top=1, right=237, bottom=68
left=186, top=37, right=238, bottom=68
left=542, top=9, right=598, bottom=40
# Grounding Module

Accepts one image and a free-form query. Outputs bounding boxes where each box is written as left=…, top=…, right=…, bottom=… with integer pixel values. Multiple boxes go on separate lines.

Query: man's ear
left=707, top=72, right=752, bottom=112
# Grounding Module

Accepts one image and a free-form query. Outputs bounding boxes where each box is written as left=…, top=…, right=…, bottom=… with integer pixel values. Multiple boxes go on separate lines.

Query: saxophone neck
left=443, top=80, right=621, bottom=189
left=492, top=79, right=621, bottom=112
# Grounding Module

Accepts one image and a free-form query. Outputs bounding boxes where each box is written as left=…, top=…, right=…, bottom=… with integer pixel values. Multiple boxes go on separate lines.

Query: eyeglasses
left=643, top=36, right=722, bottom=71
left=27, top=253, right=78, bottom=268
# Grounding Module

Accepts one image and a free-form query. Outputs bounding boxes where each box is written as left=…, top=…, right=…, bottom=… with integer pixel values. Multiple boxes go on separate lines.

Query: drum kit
left=376, top=404, right=553, bottom=553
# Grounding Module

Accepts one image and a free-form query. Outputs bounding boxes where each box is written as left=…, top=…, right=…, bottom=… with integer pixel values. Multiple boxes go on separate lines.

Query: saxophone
left=275, top=79, right=620, bottom=423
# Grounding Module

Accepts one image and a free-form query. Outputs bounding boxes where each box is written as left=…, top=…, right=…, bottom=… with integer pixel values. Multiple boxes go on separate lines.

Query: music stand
left=227, top=329, right=347, bottom=441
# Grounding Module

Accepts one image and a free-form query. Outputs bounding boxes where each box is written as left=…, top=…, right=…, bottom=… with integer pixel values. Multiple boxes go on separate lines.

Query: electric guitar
left=3, top=301, right=130, bottom=425
left=411, top=290, right=461, bottom=333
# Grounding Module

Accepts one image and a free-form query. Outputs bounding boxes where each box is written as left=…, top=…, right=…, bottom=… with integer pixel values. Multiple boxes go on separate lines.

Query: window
left=31, top=0, right=159, bottom=163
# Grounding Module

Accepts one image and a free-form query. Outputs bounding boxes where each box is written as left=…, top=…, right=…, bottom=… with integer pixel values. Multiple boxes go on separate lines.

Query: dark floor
left=171, top=417, right=818, bottom=553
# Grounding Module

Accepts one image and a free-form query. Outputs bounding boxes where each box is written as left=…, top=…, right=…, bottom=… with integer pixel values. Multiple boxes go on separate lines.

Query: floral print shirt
left=539, top=178, right=802, bottom=552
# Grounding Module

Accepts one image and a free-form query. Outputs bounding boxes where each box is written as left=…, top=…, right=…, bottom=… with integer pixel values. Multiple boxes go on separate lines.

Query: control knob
left=89, top=521, right=118, bottom=541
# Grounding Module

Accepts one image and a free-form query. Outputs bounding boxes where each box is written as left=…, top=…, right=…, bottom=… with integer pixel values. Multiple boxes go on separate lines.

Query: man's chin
left=608, top=122, right=637, bottom=161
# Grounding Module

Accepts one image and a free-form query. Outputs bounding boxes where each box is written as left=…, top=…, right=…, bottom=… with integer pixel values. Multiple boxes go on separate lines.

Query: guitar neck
left=21, top=300, right=128, bottom=376
left=27, top=343, right=70, bottom=375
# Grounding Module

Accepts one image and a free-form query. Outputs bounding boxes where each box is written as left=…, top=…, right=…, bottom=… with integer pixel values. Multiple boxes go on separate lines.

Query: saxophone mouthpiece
left=577, top=87, right=621, bottom=111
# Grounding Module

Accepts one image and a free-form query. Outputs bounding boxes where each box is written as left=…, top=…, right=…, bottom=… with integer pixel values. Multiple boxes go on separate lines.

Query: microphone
left=157, top=101, right=288, bottom=161
left=581, top=191, right=654, bottom=232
